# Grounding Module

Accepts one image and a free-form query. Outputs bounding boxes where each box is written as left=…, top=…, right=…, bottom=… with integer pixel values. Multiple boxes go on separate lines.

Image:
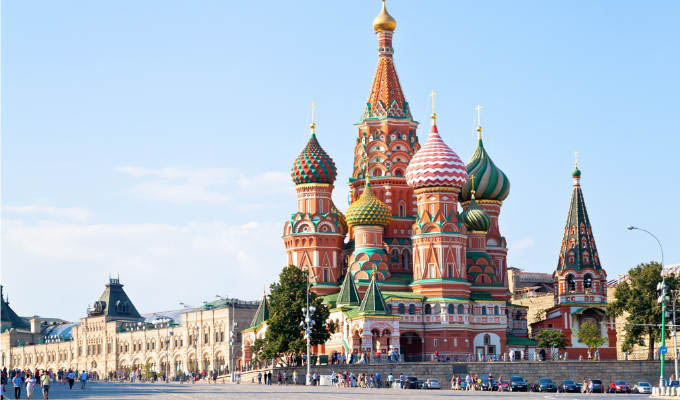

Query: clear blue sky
left=2, top=1, right=679, bottom=321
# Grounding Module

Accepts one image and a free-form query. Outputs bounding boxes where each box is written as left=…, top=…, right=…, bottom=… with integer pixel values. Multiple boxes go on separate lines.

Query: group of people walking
left=0, top=367, right=90, bottom=399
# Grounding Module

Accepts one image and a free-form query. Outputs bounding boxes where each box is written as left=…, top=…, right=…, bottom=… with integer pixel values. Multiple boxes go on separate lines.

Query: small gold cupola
left=373, top=0, right=396, bottom=32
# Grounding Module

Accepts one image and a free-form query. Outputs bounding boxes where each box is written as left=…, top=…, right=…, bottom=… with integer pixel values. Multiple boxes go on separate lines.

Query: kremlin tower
left=531, top=162, right=617, bottom=359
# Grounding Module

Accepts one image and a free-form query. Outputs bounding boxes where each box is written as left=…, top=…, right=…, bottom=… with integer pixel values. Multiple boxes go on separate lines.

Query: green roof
left=470, top=292, right=493, bottom=300
left=358, top=275, right=390, bottom=315
left=249, top=293, right=269, bottom=328
left=336, top=273, right=361, bottom=307
left=506, top=335, right=536, bottom=346
left=381, top=291, right=425, bottom=301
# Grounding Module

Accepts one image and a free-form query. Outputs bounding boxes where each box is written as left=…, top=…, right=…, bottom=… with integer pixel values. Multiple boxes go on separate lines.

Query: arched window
left=399, top=203, right=405, bottom=217
left=424, top=304, right=432, bottom=315
left=483, top=334, right=491, bottom=345
left=582, top=252, right=590, bottom=264
left=394, top=169, right=403, bottom=177
left=408, top=304, right=415, bottom=315
left=448, top=304, right=455, bottom=314
left=584, top=273, right=593, bottom=289
left=458, top=304, right=464, bottom=314
left=403, top=251, right=410, bottom=270
left=398, top=303, right=405, bottom=314
left=373, top=168, right=382, bottom=177
left=567, top=274, right=576, bottom=292
left=494, top=306, right=500, bottom=315
left=568, top=252, right=575, bottom=264
left=434, top=304, right=441, bottom=314
left=481, top=306, right=487, bottom=315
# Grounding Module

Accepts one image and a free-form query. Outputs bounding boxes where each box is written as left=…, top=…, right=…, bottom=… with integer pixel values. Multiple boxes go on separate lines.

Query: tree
left=607, top=261, right=678, bottom=360
left=577, top=321, right=606, bottom=355
left=257, top=265, right=330, bottom=365
left=535, top=329, right=568, bottom=350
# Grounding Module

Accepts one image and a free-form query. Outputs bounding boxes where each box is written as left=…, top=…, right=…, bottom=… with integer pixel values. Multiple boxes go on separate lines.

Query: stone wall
left=511, top=294, right=555, bottom=334
left=240, top=360, right=659, bottom=388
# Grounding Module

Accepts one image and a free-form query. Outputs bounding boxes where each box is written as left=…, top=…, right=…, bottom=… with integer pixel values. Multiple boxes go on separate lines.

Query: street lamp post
left=300, top=272, right=316, bottom=386
left=627, top=225, right=666, bottom=387
left=229, top=300, right=238, bottom=383
left=165, top=330, right=173, bottom=383
left=672, top=291, right=679, bottom=382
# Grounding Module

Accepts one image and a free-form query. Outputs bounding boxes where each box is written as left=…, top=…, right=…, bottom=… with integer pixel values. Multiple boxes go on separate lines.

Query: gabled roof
left=0, top=285, right=30, bottom=330
left=88, top=278, right=143, bottom=321
left=336, top=273, right=360, bottom=307
left=249, top=293, right=269, bottom=328
left=358, top=275, right=390, bottom=315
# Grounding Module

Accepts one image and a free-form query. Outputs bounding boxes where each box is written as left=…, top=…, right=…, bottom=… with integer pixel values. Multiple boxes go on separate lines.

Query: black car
left=590, top=379, right=604, bottom=393
left=510, top=376, right=528, bottom=392
left=404, top=376, right=419, bottom=389
left=536, top=378, right=558, bottom=392
left=559, top=380, right=580, bottom=393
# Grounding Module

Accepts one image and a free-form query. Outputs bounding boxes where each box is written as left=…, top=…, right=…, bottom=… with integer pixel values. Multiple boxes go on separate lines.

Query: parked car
left=423, top=379, right=441, bottom=389
left=576, top=383, right=584, bottom=393
left=496, top=379, right=510, bottom=392
left=590, top=379, right=604, bottom=393
left=404, top=376, right=419, bottom=389
left=559, top=380, right=580, bottom=393
left=510, top=376, right=529, bottom=392
left=536, top=378, right=558, bottom=392
left=632, top=382, right=652, bottom=394
left=614, top=381, right=631, bottom=393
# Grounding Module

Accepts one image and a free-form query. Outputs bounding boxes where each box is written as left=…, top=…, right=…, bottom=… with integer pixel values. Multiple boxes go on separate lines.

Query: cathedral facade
left=243, top=1, right=533, bottom=363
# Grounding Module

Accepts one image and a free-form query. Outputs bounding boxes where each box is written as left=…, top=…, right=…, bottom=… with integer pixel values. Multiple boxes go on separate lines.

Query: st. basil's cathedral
left=242, top=1, right=616, bottom=363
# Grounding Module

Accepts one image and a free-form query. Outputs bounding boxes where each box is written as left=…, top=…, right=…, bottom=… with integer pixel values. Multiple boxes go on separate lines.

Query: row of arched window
left=391, top=303, right=501, bottom=316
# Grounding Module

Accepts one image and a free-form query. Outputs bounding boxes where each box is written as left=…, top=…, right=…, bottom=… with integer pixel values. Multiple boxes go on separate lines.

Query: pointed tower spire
left=358, top=273, right=390, bottom=315
left=249, top=291, right=270, bottom=328
left=557, top=162, right=601, bottom=273
left=336, top=272, right=361, bottom=306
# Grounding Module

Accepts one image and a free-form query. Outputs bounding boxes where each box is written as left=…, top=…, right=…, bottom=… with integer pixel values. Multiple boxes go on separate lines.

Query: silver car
left=633, top=382, right=652, bottom=394
left=423, top=379, right=441, bottom=389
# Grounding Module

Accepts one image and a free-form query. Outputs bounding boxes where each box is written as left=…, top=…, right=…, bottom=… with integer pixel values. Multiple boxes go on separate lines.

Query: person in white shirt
left=25, top=374, right=37, bottom=399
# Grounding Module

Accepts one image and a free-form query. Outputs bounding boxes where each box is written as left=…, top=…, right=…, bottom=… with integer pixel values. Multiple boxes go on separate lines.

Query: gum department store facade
left=243, top=2, right=616, bottom=363
left=0, top=280, right=259, bottom=377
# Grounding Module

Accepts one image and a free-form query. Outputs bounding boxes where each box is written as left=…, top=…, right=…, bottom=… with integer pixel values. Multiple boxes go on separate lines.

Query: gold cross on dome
left=574, top=151, right=579, bottom=167
left=475, top=104, right=483, bottom=127
left=429, top=90, right=437, bottom=116
left=310, top=101, right=317, bottom=133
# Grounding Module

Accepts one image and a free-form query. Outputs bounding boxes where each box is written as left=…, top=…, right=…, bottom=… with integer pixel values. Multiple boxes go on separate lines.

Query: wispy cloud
left=509, top=236, right=536, bottom=252
left=115, top=166, right=290, bottom=207
left=2, top=217, right=285, bottom=318
left=2, top=205, right=93, bottom=222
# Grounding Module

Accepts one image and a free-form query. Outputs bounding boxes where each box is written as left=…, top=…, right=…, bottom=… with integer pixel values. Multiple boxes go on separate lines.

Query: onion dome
left=405, top=115, right=468, bottom=190
left=373, top=0, right=396, bottom=32
left=460, top=126, right=510, bottom=202
left=291, top=123, right=337, bottom=185
left=345, top=178, right=391, bottom=228
left=461, top=182, right=491, bottom=232
left=572, top=165, right=581, bottom=178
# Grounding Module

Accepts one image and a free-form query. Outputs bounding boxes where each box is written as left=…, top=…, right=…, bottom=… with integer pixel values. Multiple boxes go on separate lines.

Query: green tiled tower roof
left=358, top=274, right=390, bottom=315
left=291, top=126, right=337, bottom=185
left=557, top=166, right=601, bottom=272
left=249, top=293, right=270, bottom=328
left=88, top=278, right=143, bottom=321
left=336, top=272, right=360, bottom=307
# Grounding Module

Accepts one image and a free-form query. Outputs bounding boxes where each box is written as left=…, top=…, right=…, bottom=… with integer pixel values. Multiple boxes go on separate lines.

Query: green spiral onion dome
left=291, top=127, right=337, bottom=185
left=460, top=127, right=510, bottom=202
left=345, top=180, right=392, bottom=228
left=461, top=190, right=491, bottom=232
left=572, top=165, right=581, bottom=178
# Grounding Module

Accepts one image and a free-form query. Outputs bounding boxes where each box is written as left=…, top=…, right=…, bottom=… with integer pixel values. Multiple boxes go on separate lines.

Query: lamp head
left=626, top=226, right=635, bottom=230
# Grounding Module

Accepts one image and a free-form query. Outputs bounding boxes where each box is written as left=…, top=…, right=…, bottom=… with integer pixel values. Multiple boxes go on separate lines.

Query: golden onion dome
left=373, top=0, right=396, bottom=32
left=346, top=179, right=392, bottom=228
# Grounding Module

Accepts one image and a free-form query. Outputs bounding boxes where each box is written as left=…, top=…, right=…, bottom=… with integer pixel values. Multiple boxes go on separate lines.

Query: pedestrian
left=40, top=373, right=51, bottom=400
left=11, top=372, right=22, bottom=399
left=79, top=371, right=88, bottom=389
left=399, top=373, right=404, bottom=389
left=25, top=374, right=36, bottom=400
left=375, top=372, right=381, bottom=388
left=293, top=370, right=298, bottom=385
left=1, top=368, right=7, bottom=400
left=66, top=370, right=75, bottom=390
left=388, top=372, right=394, bottom=389
left=257, top=372, right=262, bottom=384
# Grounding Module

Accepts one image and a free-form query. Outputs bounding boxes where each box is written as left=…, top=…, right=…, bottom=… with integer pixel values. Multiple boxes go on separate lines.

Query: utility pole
left=300, top=270, right=316, bottom=385
left=658, top=279, right=669, bottom=387
left=673, top=291, right=678, bottom=382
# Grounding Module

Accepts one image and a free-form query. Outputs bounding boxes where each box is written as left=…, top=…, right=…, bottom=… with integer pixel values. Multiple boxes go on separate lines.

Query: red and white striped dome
left=406, top=117, right=468, bottom=189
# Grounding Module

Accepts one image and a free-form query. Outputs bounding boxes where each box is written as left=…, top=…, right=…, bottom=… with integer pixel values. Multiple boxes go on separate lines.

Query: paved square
left=16, top=382, right=651, bottom=399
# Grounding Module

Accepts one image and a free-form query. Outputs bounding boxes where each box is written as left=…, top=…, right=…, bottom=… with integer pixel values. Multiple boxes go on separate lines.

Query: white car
left=423, top=379, right=441, bottom=389
left=632, top=382, right=652, bottom=394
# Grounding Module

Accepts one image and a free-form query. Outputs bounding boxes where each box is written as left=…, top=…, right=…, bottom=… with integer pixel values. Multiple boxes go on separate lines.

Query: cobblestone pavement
left=19, top=382, right=653, bottom=399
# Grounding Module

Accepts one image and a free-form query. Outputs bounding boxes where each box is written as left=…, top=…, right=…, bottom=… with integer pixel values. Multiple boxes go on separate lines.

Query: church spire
left=362, top=0, right=410, bottom=121
left=336, top=271, right=361, bottom=306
